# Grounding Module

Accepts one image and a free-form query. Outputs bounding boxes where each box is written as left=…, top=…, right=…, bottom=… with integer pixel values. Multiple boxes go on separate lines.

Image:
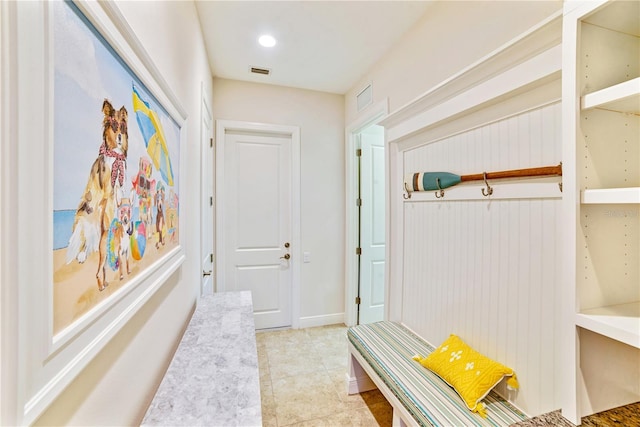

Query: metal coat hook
left=435, top=178, right=445, bottom=199
left=481, top=172, right=493, bottom=197
left=403, top=182, right=412, bottom=199
left=558, top=161, right=563, bottom=192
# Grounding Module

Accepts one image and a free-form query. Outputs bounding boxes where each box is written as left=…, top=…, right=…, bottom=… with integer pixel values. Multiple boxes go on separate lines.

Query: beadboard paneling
left=397, top=103, right=562, bottom=416
left=403, top=103, right=561, bottom=179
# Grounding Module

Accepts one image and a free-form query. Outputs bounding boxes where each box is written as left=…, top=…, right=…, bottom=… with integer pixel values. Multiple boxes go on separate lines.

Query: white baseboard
left=298, top=312, right=345, bottom=329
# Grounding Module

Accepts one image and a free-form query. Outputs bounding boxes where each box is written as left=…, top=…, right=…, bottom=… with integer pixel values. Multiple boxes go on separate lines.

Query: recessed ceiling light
left=258, top=34, right=276, bottom=48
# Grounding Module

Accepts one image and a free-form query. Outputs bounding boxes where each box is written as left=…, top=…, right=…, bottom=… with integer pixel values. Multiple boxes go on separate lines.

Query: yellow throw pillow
left=413, top=334, right=518, bottom=418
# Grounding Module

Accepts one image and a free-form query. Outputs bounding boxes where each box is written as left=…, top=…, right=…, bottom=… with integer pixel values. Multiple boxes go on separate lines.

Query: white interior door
left=222, top=130, right=293, bottom=329
left=359, top=125, right=385, bottom=324
left=200, top=95, right=214, bottom=295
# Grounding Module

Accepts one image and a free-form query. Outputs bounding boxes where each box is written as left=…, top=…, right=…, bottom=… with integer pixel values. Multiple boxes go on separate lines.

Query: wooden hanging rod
left=460, top=164, right=562, bottom=183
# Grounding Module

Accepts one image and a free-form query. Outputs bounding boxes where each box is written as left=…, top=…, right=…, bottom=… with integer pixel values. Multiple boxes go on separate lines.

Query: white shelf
left=582, top=187, right=640, bottom=204
left=581, top=78, right=640, bottom=114
left=576, top=301, right=640, bottom=349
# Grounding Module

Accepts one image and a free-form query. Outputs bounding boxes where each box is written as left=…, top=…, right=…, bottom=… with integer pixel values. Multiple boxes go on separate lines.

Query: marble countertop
left=141, top=291, right=262, bottom=427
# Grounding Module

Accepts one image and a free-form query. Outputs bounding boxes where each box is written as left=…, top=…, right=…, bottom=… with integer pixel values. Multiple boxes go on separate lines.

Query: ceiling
left=195, top=1, right=432, bottom=94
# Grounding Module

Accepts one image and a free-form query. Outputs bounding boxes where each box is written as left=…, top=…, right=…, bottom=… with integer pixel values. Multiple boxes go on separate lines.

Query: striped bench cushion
left=348, top=321, right=527, bottom=427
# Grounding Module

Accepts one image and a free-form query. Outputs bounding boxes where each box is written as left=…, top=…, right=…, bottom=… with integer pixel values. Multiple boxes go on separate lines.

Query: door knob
left=280, top=254, right=290, bottom=260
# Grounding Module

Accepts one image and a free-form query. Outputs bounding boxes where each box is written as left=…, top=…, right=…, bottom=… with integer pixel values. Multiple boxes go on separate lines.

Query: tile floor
left=257, top=323, right=640, bottom=427
left=256, top=324, right=393, bottom=427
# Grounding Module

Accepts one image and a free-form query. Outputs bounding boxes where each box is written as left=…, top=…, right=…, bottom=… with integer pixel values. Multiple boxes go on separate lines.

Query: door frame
left=215, top=120, right=301, bottom=328
left=0, top=2, right=17, bottom=423
left=345, top=99, right=388, bottom=326
left=199, top=83, right=214, bottom=297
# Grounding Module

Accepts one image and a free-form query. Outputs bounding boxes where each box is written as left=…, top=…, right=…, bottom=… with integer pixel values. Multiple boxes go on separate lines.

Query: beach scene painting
left=53, top=2, right=180, bottom=335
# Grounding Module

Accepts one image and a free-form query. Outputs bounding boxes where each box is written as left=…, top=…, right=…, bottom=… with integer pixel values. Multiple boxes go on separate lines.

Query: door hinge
left=210, top=253, right=213, bottom=263
left=210, top=196, right=213, bottom=206
left=356, top=149, right=362, bottom=157
left=210, top=137, right=213, bottom=148
left=356, top=247, right=362, bottom=255
left=355, top=296, right=361, bottom=305
left=356, top=198, right=362, bottom=206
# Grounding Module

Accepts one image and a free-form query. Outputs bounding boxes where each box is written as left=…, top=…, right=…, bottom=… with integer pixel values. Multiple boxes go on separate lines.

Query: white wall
left=345, top=0, right=562, bottom=125
left=2, top=2, right=213, bottom=425
left=212, top=78, right=345, bottom=327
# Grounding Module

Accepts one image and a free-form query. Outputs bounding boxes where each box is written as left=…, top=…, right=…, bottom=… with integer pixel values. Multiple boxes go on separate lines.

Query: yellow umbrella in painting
left=132, top=84, right=174, bottom=186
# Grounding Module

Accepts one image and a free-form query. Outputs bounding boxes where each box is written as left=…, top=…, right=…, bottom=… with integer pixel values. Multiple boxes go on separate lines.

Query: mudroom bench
left=141, top=291, right=261, bottom=427
left=347, top=322, right=527, bottom=427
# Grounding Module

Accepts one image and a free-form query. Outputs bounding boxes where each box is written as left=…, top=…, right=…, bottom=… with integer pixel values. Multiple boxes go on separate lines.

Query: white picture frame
left=2, top=2, right=187, bottom=424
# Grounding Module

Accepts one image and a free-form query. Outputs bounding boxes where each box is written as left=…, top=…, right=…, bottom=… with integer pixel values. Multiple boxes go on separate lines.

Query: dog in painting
left=155, top=185, right=165, bottom=249
left=66, top=99, right=128, bottom=291
left=112, top=198, right=133, bottom=280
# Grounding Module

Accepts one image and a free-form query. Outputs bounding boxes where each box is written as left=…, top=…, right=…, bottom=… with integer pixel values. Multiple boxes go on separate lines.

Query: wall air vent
left=250, top=66, right=271, bottom=76
left=356, top=83, right=373, bottom=112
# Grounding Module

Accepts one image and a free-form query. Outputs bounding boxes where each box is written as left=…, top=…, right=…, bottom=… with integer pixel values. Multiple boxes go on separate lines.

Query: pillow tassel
left=473, top=402, right=488, bottom=418
left=507, top=373, right=519, bottom=390
left=412, top=354, right=425, bottom=363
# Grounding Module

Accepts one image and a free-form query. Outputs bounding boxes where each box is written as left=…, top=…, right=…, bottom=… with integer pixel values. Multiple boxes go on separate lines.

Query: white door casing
left=200, top=89, right=214, bottom=296
left=216, top=120, right=301, bottom=330
left=345, top=99, right=388, bottom=326
left=359, top=126, right=386, bottom=324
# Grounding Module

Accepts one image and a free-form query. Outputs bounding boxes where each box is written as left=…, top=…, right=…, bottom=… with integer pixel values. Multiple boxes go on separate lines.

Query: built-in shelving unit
left=562, top=0, right=640, bottom=424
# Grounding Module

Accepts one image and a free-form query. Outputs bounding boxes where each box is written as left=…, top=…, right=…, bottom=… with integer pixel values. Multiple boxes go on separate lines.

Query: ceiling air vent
left=250, top=66, right=271, bottom=76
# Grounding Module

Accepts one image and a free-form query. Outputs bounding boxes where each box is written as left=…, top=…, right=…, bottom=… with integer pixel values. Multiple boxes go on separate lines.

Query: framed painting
left=3, top=1, right=186, bottom=424
left=52, top=0, right=182, bottom=340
